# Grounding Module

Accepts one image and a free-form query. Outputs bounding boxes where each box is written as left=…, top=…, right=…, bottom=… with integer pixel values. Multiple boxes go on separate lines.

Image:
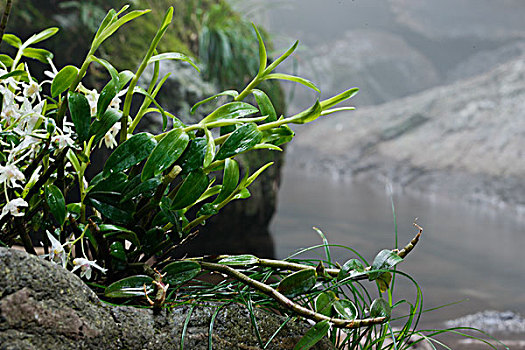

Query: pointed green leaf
left=142, top=128, right=189, bottom=180
left=120, top=177, right=161, bottom=202
left=215, top=123, right=263, bottom=160
left=148, top=52, right=199, bottom=71
left=337, top=259, right=366, bottom=281
left=370, top=297, right=391, bottom=320
left=101, top=225, right=140, bottom=247
left=105, top=275, right=154, bottom=298
left=93, top=10, right=151, bottom=50
left=162, top=261, right=201, bottom=286
left=97, top=78, right=119, bottom=118
left=103, top=132, right=157, bottom=177
left=203, top=128, right=215, bottom=168
left=369, top=249, right=403, bottom=281
left=0, top=70, right=26, bottom=80
left=190, top=90, right=238, bottom=114
left=218, top=254, right=258, bottom=266
left=289, top=100, right=322, bottom=125
left=261, top=126, right=293, bottom=146
left=333, top=299, right=357, bottom=320
left=320, top=88, right=359, bottom=110
left=110, top=241, right=127, bottom=262
left=213, top=158, right=239, bottom=204
left=176, top=137, right=207, bottom=175
left=94, top=9, right=117, bottom=42
left=118, top=70, right=134, bottom=90
left=264, top=40, right=299, bottom=76
left=277, top=269, right=317, bottom=298
left=232, top=188, right=250, bottom=200
left=293, top=320, right=330, bottom=350
left=24, top=27, right=59, bottom=46
left=51, top=66, right=78, bottom=97
left=2, top=34, right=21, bottom=48
left=252, top=24, right=267, bottom=76
left=45, top=185, right=66, bottom=226
left=68, top=92, right=91, bottom=142
left=245, top=162, right=273, bottom=188
left=263, top=73, right=320, bottom=93
left=21, top=47, right=53, bottom=63
left=86, top=197, right=133, bottom=224
left=200, top=102, right=258, bottom=125
left=171, top=170, right=209, bottom=210
left=252, top=89, right=276, bottom=122
left=90, top=108, right=122, bottom=145
left=0, top=54, right=13, bottom=67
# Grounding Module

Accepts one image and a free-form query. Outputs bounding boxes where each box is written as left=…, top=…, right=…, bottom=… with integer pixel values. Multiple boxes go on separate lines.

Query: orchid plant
left=0, top=4, right=459, bottom=350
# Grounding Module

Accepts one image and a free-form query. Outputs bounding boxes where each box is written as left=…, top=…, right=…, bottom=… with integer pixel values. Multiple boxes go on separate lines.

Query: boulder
left=287, top=56, right=525, bottom=213
left=0, top=248, right=332, bottom=350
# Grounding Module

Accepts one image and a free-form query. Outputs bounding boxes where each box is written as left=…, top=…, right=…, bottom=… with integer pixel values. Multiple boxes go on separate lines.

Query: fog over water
left=232, top=0, right=525, bottom=330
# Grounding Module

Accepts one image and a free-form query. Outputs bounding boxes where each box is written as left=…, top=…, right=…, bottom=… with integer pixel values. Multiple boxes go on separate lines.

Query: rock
left=445, top=310, right=525, bottom=335
left=287, top=56, right=525, bottom=213
left=390, top=0, right=525, bottom=41
left=0, top=248, right=332, bottom=350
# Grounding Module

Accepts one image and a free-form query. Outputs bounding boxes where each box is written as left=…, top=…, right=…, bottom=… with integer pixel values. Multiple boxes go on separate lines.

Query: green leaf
left=171, top=170, right=209, bottom=210
left=90, top=108, right=122, bottom=145
left=103, top=132, right=157, bottom=177
left=101, top=225, right=140, bottom=247
left=162, top=261, right=201, bottom=286
left=85, top=197, right=133, bottom=224
left=263, top=73, right=320, bottom=93
left=368, top=249, right=403, bottom=281
left=68, top=92, right=91, bottom=142
left=252, top=24, right=267, bottom=76
left=245, top=162, right=273, bottom=188
left=176, top=137, right=207, bottom=175
left=88, top=172, right=127, bottom=194
left=148, top=52, right=199, bottom=71
left=252, top=89, right=276, bottom=122
left=264, top=40, right=298, bottom=76
left=142, top=128, right=189, bottom=180
left=45, top=185, right=66, bottom=226
left=337, top=259, right=366, bottom=281
left=333, top=299, right=357, bottom=320
left=376, top=272, right=392, bottom=293
left=261, top=125, right=294, bottom=145
left=21, top=47, right=53, bottom=63
left=93, top=10, right=151, bottom=50
left=24, top=27, right=59, bottom=46
left=120, top=177, right=161, bottom=203
left=118, top=70, right=134, bottom=90
left=289, top=100, right=322, bottom=125
left=0, top=54, right=13, bottom=67
left=215, top=123, right=263, bottom=160
left=320, top=88, right=359, bottom=110
left=2, top=34, right=21, bottom=48
left=277, top=269, right=317, bottom=297
left=232, top=188, right=250, bottom=200
left=104, top=275, right=154, bottom=298
left=213, top=158, right=239, bottom=204
left=110, top=241, right=127, bottom=262
left=0, top=70, right=27, bottom=81
left=200, top=102, right=258, bottom=125
left=97, top=78, right=119, bottom=118
left=370, top=297, right=391, bottom=320
left=315, top=292, right=336, bottom=317
left=190, top=90, right=238, bottom=114
left=218, top=254, right=258, bottom=266
left=203, top=128, right=215, bottom=168
left=52, top=66, right=78, bottom=97
left=94, top=9, right=117, bottom=42
left=293, top=320, right=330, bottom=350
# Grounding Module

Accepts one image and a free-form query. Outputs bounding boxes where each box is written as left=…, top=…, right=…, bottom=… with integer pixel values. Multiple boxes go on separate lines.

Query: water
left=270, top=168, right=525, bottom=328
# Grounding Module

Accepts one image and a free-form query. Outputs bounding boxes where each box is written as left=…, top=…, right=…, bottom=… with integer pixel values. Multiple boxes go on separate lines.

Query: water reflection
left=270, top=168, right=525, bottom=327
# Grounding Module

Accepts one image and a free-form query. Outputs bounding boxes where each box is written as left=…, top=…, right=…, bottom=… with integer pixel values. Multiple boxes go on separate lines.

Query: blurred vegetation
left=2, top=0, right=284, bottom=113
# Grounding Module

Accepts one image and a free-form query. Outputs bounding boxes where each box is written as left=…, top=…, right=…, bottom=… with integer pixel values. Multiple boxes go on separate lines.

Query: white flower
left=46, top=231, right=67, bottom=268
left=22, top=80, right=41, bottom=99
left=0, top=198, right=28, bottom=220
left=72, top=258, right=107, bottom=280
left=52, top=134, right=75, bottom=149
left=85, top=89, right=99, bottom=116
left=0, top=163, right=25, bottom=188
left=99, top=122, right=120, bottom=149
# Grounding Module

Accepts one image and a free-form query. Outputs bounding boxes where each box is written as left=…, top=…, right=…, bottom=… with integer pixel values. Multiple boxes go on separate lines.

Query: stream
left=270, top=168, right=525, bottom=329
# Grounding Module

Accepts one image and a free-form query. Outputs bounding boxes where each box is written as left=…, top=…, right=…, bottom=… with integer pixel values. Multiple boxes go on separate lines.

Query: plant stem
left=0, top=0, right=13, bottom=48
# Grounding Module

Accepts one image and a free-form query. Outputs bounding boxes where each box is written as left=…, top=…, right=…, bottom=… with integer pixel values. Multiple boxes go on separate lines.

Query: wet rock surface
left=445, top=310, right=525, bottom=335
left=287, top=56, right=525, bottom=213
left=0, top=248, right=331, bottom=350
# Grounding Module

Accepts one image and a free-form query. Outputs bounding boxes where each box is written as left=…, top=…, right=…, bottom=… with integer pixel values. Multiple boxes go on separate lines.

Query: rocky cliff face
left=0, top=248, right=331, bottom=350
left=287, top=56, right=525, bottom=213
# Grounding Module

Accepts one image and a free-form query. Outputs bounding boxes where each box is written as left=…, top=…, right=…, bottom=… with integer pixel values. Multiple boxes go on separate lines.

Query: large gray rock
left=0, top=248, right=332, bottom=350
left=287, top=56, right=525, bottom=213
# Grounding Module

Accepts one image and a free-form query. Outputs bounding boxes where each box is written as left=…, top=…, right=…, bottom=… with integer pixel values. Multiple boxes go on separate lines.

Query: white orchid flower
left=99, top=122, right=120, bottom=149
left=72, top=258, right=108, bottom=280
left=0, top=163, right=25, bottom=188
left=0, top=198, right=28, bottom=220
left=46, top=231, right=68, bottom=268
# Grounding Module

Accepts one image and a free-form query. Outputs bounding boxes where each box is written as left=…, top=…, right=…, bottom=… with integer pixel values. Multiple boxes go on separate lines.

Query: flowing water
left=270, top=168, right=525, bottom=329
